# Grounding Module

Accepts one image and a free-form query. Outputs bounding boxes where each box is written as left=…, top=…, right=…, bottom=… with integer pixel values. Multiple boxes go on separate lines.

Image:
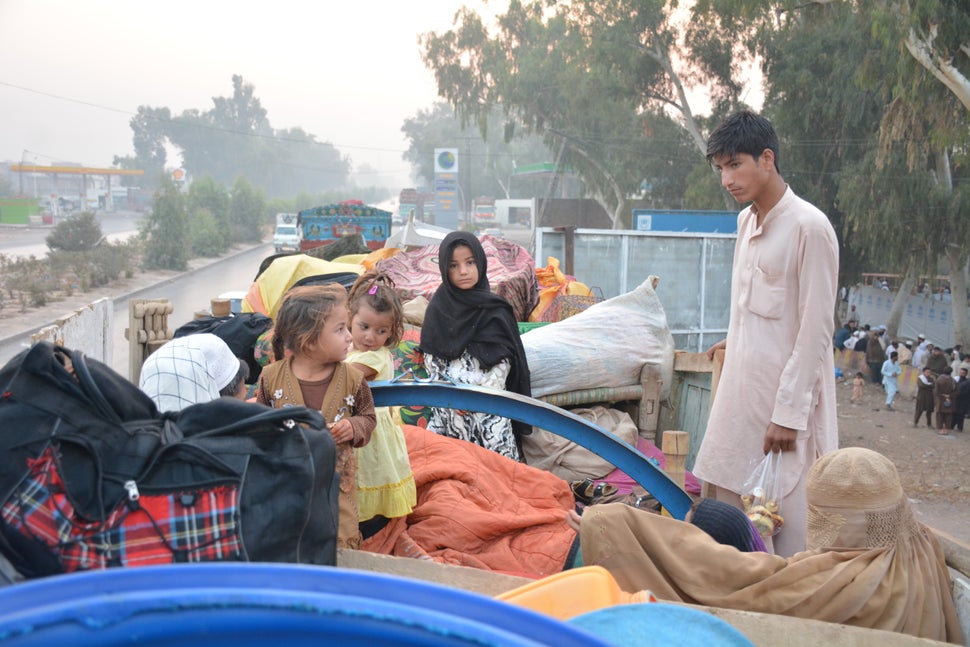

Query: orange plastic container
left=496, top=566, right=655, bottom=621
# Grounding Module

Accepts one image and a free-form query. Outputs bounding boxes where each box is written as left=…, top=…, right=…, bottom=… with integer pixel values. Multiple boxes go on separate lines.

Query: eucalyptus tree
left=113, top=106, right=171, bottom=187
left=866, top=0, right=970, bottom=342
left=400, top=102, right=553, bottom=200
left=751, top=4, right=886, bottom=289
left=421, top=0, right=749, bottom=228
left=693, top=0, right=969, bottom=342
left=873, top=0, right=969, bottom=110
left=165, top=75, right=270, bottom=192
left=119, top=76, right=350, bottom=199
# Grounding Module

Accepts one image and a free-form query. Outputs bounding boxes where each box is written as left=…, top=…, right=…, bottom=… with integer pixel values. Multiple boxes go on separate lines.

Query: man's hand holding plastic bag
left=741, top=450, right=785, bottom=538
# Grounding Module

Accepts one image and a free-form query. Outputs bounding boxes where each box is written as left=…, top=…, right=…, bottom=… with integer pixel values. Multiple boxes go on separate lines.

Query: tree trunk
left=886, top=264, right=917, bottom=341
left=903, top=24, right=970, bottom=112
left=946, top=245, right=970, bottom=348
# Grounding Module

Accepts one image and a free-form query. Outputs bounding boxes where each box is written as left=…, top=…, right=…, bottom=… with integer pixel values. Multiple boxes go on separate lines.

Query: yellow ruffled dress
left=348, top=347, right=417, bottom=521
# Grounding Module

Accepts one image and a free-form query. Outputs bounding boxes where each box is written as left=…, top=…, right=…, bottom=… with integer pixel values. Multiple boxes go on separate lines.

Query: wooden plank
left=661, top=430, right=689, bottom=491
left=673, top=350, right=716, bottom=374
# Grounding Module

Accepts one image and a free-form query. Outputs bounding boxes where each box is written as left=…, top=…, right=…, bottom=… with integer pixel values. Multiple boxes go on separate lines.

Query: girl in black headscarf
left=419, top=231, right=531, bottom=461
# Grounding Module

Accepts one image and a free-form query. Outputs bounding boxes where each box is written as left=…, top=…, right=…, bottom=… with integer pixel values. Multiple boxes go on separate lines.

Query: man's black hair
left=706, top=110, right=780, bottom=173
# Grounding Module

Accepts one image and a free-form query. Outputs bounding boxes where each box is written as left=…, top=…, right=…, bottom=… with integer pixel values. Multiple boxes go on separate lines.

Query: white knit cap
left=190, top=333, right=239, bottom=391
left=139, top=334, right=239, bottom=412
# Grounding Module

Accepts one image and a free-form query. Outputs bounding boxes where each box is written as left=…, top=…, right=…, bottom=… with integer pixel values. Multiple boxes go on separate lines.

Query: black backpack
left=0, top=342, right=337, bottom=578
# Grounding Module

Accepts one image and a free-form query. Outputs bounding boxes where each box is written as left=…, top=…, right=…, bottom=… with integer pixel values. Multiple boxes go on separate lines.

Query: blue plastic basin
left=0, top=563, right=615, bottom=646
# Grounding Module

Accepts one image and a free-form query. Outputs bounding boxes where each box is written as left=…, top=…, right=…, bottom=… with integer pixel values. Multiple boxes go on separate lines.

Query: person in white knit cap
left=138, top=333, right=248, bottom=412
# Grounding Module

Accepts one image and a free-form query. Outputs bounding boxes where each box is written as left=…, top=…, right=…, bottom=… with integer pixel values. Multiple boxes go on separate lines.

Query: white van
left=273, top=213, right=301, bottom=252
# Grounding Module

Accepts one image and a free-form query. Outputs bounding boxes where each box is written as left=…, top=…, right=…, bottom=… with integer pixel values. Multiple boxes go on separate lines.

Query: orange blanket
left=361, top=425, right=577, bottom=579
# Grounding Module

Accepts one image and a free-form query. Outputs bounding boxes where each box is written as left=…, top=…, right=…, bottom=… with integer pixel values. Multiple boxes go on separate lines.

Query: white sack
left=523, top=275, right=675, bottom=399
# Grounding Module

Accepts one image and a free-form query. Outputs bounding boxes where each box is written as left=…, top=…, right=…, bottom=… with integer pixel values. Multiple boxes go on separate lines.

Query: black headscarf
left=420, top=232, right=532, bottom=432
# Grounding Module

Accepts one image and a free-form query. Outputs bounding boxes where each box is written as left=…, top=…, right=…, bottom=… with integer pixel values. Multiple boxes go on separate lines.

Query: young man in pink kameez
left=693, top=111, right=839, bottom=557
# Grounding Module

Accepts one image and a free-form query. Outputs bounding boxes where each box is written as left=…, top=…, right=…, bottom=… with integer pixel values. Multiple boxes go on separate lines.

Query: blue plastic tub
left=570, top=603, right=753, bottom=646
left=0, top=563, right=616, bottom=646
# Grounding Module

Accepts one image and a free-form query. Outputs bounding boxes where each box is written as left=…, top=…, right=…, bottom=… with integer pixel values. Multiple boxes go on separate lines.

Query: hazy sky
left=0, top=1, right=496, bottom=188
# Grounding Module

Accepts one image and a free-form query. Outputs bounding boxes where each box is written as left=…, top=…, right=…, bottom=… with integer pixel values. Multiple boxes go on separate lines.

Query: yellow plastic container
left=496, top=566, right=655, bottom=621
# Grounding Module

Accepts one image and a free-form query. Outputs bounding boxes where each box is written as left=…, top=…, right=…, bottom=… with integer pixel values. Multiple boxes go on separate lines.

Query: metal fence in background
left=535, top=228, right=736, bottom=352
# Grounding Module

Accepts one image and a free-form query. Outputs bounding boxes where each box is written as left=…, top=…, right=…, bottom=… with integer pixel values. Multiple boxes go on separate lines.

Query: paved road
left=108, top=243, right=273, bottom=376
left=0, top=223, right=532, bottom=376
left=0, top=211, right=145, bottom=259
left=0, top=243, right=272, bottom=376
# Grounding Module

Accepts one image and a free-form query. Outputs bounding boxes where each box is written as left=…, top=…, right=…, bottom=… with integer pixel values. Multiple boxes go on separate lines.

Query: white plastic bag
left=740, top=451, right=785, bottom=538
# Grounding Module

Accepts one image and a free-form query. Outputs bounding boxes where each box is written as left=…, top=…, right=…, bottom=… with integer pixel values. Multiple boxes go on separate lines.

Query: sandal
left=570, top=478, right=618, bottom=505
left=620, top=491, right=661, bottom=513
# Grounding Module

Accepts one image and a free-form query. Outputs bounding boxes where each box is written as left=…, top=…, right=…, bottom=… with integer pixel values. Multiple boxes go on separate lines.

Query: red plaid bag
left=2, top=448, right=243, bottom=571
left=0, top=343, right=338, bottom=578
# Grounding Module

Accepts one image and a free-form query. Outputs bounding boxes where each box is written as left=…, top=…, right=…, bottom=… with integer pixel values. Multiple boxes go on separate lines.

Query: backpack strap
left=62, top=347, right=120, bottom=424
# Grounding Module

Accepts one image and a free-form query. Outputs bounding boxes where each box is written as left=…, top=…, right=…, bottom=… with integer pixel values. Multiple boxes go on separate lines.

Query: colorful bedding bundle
left=361, top=424, right=577, bottom=579
left=377, top=235, right=539, bottom=322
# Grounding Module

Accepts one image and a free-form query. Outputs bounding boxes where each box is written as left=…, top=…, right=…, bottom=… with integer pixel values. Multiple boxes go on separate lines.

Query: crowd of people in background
left=833, top=315, right=970, bottom=436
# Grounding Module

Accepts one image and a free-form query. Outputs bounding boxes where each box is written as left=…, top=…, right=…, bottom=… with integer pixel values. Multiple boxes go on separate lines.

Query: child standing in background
left=347, top=271, right=416, bottom=529
left=256, top=284, right=376, bottom=549
left=851, top=371, right=865, bottom=405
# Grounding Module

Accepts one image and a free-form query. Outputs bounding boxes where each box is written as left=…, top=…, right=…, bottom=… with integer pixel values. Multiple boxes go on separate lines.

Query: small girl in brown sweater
left=851, top=371, right=865, bottom=405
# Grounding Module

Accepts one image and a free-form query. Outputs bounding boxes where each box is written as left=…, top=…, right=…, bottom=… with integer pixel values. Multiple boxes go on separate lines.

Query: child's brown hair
left=347, top=270, right=404, bottom=347
left=272, top=284, right=348, bottom=361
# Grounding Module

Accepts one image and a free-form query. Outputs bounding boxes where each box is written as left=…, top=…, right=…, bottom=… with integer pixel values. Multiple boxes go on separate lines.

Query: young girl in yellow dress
left=346, top=271, right=416, bottom=531
left=255, top=284, right=376, bottom=549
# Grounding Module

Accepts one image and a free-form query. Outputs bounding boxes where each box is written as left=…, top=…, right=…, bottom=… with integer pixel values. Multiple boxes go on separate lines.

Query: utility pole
left=465, top=138, right=472, bottom=219
left=452, top=135, right=480, bottom=222
left=18, top=150, right=25, bottom=196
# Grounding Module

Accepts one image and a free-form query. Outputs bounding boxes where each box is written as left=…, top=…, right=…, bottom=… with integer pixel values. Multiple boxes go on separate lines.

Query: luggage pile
left=0, top=342, right=339, bottom=578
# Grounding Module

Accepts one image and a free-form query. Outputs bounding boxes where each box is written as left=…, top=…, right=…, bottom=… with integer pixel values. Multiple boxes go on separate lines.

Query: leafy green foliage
left=401, top=102, right=553, bottom=200
left=187, top=176, right=230, bottom=252
left=128, top=75, right=350, bottom=198
left=142, top=178, right=189, bottom=270
left=229, top=177, right=265, bottom=244
left=0, top=254, right=56, bottom=309
left=711, top=0, right=970, bottom=342
left=683, top=162, right=728, bottom=210
left=420, top=0, right=750, bottom=226
left=838, top=146, right=942, bottom=273
left=45, top=212, right=104, bottom=252
left=123, top=106, right=171, bottom=186
left=48, top=242, right=138, bottom=291
left=188, top=208, right=225, bottom=257
left=756, top=4, right=886, bottom=283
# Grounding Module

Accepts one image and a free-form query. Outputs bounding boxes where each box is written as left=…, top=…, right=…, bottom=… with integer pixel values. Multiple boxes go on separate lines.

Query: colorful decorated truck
left=298, top=200, right=392, bottom=251
left=471, top=196, right=497, bottom=227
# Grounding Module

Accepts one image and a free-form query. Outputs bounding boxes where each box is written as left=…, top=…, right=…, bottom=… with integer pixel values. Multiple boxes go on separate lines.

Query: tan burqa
left=580, top=448, right=963, bottom=644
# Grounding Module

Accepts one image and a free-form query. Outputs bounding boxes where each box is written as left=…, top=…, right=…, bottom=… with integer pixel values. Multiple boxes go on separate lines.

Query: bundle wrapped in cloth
left=522, top=276, right=674, bottom=400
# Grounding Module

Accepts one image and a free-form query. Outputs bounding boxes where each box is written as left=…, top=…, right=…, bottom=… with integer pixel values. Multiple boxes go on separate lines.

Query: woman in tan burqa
left=576, top=447, right=963, bottom=643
